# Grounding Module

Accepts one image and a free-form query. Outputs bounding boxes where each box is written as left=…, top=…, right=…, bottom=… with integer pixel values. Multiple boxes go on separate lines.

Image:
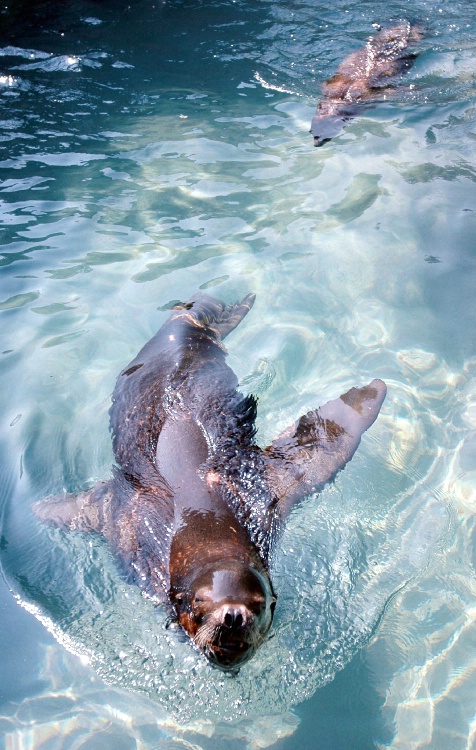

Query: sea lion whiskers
left=194, top=603, right=265, bottom=653
left=194, top=618, right=221, bottom=650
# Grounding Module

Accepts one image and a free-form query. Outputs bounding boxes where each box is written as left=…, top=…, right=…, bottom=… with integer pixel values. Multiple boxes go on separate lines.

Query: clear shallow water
left=1, top=0, right=476, bottom=747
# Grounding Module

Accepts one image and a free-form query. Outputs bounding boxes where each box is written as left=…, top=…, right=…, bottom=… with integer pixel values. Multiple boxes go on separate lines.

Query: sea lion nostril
left=235, top=611, right=243, bottom=628
left=223, top=608, right=243, bottom=629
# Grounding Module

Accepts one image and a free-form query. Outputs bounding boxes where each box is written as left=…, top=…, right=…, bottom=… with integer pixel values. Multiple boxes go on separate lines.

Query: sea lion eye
left=193, top=588, right=211, bottom=605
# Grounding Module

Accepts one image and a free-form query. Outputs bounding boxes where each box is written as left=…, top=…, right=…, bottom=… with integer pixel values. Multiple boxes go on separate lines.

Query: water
left=1, top=0, right=476, bottom=747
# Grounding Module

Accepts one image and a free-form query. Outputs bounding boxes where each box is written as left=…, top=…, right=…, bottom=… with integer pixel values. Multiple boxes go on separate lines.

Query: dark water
left=1, top=1, right=476, bottom=748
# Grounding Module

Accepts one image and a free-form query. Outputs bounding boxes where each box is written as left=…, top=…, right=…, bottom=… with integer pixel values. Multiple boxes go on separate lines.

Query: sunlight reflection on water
left=1, top=0, right=476, bottom=747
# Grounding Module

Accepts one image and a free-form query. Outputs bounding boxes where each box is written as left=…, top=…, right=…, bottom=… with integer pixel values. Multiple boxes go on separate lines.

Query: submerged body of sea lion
left=35, top=294, right=386, bottom=672
left=311, top=22, right=423, bottom=146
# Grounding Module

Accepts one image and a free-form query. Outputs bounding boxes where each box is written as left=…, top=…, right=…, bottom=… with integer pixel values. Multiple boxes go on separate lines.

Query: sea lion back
left=109, top=293, right=256, bottom=480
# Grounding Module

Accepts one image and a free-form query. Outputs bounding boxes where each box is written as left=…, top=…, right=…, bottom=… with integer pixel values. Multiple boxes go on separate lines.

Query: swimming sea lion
left=34, top=294, right=386, bottom=672
left=311, top=22, right=423, bottom=146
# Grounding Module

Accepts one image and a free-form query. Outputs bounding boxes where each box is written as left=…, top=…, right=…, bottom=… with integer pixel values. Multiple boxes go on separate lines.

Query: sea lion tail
left=174, top=293, right=256, bottom=341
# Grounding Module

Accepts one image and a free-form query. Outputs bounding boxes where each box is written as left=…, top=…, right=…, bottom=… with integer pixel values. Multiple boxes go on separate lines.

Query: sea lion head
left=173, top=560, right=276, bottom=672
left=310, top=113, right=349, bottom=146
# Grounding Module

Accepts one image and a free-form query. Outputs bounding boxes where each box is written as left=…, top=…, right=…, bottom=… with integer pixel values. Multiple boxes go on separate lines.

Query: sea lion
left=34, top=294, right=386, bottom=672
left=311, top=22, right=423, bottom=146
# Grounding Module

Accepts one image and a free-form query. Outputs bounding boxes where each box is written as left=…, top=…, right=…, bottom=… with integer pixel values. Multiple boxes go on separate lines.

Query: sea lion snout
left=221, top=603, right=249, bottom=630
left=205, top=603, right=260, bottom=671
left=190, top=599, right=264, bottom=672
left=311, top=113, right=348, bottom=146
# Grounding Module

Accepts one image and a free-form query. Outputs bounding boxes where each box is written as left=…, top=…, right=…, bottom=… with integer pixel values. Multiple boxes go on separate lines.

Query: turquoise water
left=1, top=0, right=476, bottom=747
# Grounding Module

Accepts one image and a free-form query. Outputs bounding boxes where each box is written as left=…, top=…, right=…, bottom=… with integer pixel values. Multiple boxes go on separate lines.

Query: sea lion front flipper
left=264, top=379, right=387, bottom=519
left=32, top=480, right=114, bottom=533
left=34, top=474, right=173, bottom=604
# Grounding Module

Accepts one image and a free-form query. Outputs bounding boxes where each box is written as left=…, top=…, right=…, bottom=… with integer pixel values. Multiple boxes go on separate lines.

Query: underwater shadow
left=284, top=651, right=391, bottom=750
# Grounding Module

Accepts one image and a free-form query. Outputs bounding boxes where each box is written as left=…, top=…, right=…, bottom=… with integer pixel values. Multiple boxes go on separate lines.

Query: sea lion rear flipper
left=32, top=480, right=114, bottom=533
left=211, top=293, right=256, bottom=340
left=173, top=293, right=256, bottom=341
left=264, top=379, right=386, bottom=519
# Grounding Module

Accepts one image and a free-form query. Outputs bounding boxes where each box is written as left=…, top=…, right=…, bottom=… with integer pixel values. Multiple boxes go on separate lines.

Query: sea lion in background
left=311, top=22, right=423, bottom=146
left=34, top=294, right=386, bottom=672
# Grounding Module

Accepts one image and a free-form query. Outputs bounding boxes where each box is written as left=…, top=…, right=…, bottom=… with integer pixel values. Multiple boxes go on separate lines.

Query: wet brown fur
left=34, top=294, right=386, bottom=671
left=311, top=22, right=423, bottom=145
